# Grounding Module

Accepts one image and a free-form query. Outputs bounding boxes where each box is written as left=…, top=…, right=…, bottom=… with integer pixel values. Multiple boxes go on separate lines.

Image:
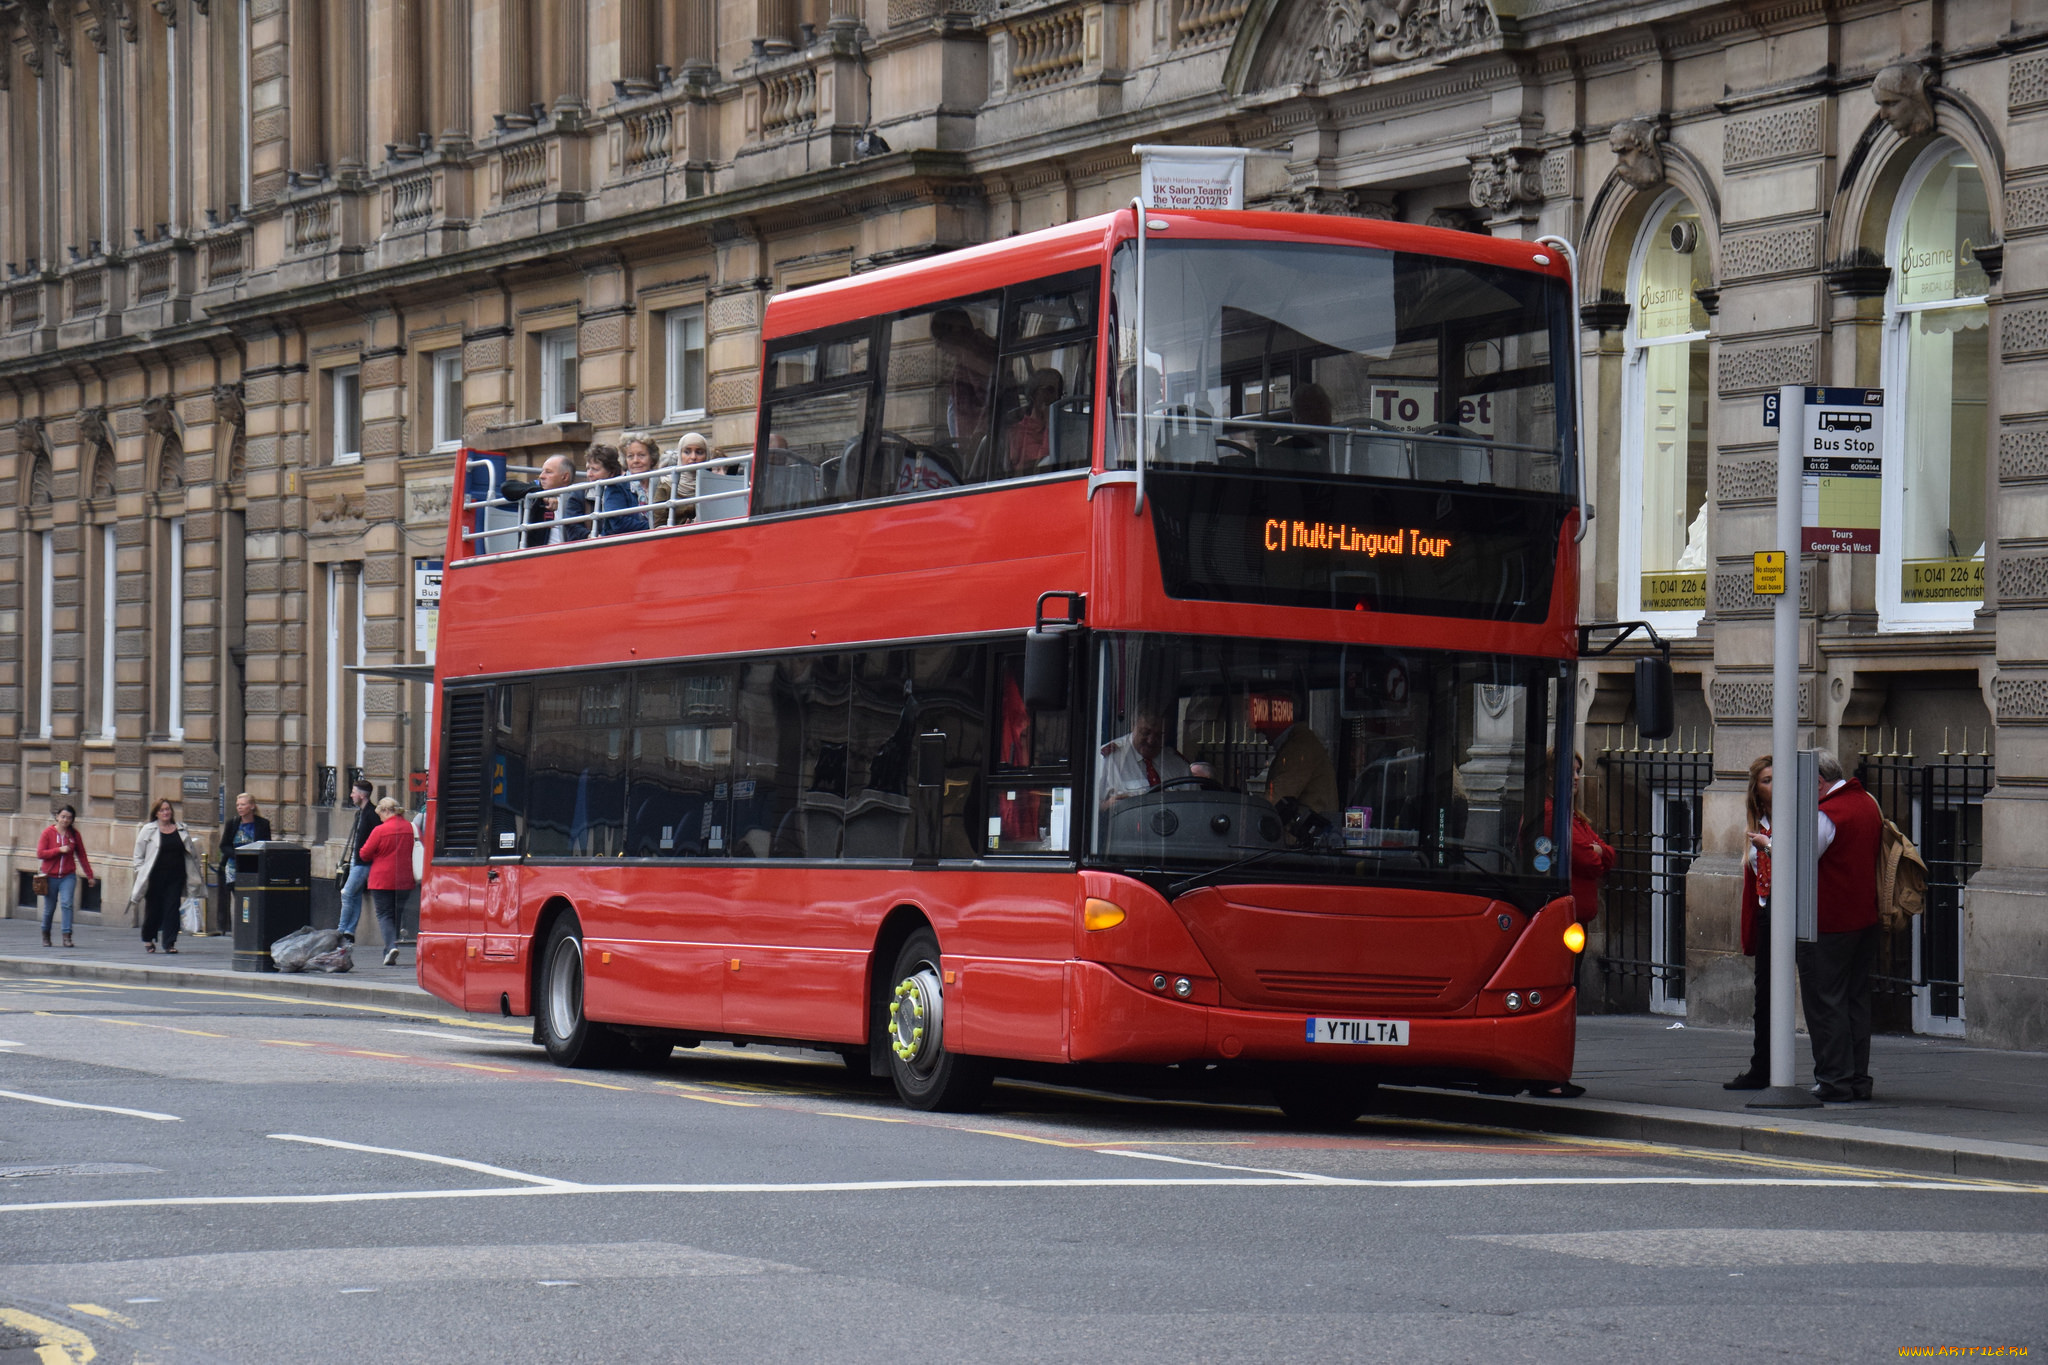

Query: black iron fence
left=1855, top=728, right=1991, bottom=1033
left=1591, top=727, right=1714, bottom=1014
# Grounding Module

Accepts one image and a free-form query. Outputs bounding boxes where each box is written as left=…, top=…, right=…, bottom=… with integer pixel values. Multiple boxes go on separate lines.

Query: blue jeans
left=337, top=863, right=371, bottom=938
left=41, top=873, right=76, bottom=936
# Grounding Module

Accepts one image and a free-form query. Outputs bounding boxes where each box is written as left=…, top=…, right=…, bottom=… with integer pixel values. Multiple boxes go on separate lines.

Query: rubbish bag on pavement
left=307, top=944, right=354, bottom=974
left=269, top=926, right=342, bottom=972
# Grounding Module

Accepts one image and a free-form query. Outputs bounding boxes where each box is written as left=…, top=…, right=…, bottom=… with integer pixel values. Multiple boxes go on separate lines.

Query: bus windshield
left=1091, top=632, right=1571, bottom=905
left=1110, top=240, right=1570, bottom=495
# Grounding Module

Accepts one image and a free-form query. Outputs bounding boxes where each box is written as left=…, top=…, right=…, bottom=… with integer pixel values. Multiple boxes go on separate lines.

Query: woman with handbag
left=357, top=797, right=418, bottom=967
left=35, top=804, right=96, bottom=947
left=128, top=797, right=204, bottom=954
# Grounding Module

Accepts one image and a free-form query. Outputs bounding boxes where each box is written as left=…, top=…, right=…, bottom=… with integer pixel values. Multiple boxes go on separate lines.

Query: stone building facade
left=0, top=0, right=2042, bottom=1045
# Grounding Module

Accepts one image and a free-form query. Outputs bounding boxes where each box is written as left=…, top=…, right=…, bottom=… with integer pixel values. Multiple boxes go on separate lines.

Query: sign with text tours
left=1763, top=387, right=1884, bottom=554
left=1135, top=145, right=1248, bottom=211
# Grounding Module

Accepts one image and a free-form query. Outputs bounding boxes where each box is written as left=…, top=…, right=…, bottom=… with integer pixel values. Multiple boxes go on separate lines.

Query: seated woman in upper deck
left=583, top=443, right=651, bottom=537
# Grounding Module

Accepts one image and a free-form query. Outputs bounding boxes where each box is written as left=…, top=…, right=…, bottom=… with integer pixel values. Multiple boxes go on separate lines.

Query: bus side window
left=909, top=644, right=986, bottom=860
left=989, top=652, right=1075, bottom=855
left=878, top=295, right=999, bottom=495
left=845, top=649, right=915, bottom=860
left=758, top=329, right=876, bottom=515
left=989, top=271, right=1098, bottom=481
left=627, top=666, right=735, bottom=859
left=526, top=676, right=627, bottom=858
left=485, top=682, right=531, bottom=857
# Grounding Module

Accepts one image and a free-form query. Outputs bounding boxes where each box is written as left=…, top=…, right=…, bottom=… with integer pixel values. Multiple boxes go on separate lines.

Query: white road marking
left=266, top=1134, right=579, bottom=1188
left=383, top=1028, right=541, bottom=1049
left=0, top=1172, right=2038, bottom=1216
left=1103, top=1148, right=1342, bottom=1183
left=0, top=1088, right=181, bottom=1121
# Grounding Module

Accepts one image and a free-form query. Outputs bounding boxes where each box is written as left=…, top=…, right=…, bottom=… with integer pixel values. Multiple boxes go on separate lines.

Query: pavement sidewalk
left=0, top=911, right=437, bottom=1015
left=3, top=914, right=2043, bottom=1181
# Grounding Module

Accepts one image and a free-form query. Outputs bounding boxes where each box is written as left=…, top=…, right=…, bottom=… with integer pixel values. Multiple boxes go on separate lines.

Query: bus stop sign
left=1763, top=386, right=1883, bottom=554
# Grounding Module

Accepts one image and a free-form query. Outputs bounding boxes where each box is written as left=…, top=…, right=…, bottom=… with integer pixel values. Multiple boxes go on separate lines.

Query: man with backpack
left=1797, top=749, right=1886, bottom=1102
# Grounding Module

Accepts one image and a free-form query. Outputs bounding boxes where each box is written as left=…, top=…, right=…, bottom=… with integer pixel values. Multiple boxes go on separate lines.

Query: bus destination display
left=1149, top=471, right=1563, bottom=622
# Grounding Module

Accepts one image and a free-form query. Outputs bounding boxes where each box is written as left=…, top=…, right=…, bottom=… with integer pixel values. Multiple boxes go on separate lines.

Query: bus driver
left=1098, top=702, right=1192, bottom=809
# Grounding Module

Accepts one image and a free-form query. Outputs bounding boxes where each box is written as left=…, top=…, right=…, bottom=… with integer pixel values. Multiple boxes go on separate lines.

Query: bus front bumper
left=1066, top=959, right=1577, bottom=1082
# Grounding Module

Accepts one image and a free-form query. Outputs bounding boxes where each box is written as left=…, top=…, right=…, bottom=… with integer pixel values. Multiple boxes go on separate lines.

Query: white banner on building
left=1135, top=145, right=1248, bottom=211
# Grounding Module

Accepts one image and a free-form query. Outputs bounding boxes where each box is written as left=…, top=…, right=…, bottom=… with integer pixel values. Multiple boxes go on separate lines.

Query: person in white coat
left=128, top=797, right=205, bottom=953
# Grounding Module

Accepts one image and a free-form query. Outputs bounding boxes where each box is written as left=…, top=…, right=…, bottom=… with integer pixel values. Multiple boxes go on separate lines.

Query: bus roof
left=764, top=208, right=1571, bottom=341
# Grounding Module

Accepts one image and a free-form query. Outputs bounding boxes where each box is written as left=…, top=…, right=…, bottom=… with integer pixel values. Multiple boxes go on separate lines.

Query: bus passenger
left=583, top=444, right=650, bottom=537
left=652, top=431, right=711, bottom=527
left=930, top=308, right=997, bottom=452
left=1264, top=712, right=1339, bottom=822
left=622, top=436, right=661, bottom=521
left=1004, top=368, right=1065, bottom=475
left=1099, top=702, right=1191, bottom=809
left=1265, top=383, right=1333, bottom=470
left=511, top=454, right=583, bottom=547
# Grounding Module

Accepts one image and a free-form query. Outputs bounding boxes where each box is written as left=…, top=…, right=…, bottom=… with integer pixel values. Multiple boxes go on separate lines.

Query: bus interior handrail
left=459, top=453, right=755, bottom=545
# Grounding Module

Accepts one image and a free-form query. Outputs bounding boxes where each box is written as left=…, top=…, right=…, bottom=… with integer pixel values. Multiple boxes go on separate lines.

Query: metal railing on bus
left=1132, top=409, right=1563, bottom=491
left=459, top=453, right=754, bottom=554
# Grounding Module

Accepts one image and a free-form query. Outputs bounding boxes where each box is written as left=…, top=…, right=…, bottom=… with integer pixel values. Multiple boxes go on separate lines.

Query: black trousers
left=1796, top=923, right=1880, bottom=1091
left=1746, top=904, right=1774, bottom=1077
left=141, top=879, right=184, bottom=948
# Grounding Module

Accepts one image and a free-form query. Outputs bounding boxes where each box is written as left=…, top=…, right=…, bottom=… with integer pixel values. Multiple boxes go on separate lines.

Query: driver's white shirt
left=1098, top=734, right=1192, bottom=801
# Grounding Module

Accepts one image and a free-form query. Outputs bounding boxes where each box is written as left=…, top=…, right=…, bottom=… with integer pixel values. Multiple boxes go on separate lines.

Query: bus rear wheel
left=539, top=915, right=623, bottom=1069
left=882, top=929, right=991, bottom=1113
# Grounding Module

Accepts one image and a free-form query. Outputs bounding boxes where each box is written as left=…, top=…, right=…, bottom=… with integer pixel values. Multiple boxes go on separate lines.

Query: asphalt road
left=0, top=976, right=2042, bottom=1365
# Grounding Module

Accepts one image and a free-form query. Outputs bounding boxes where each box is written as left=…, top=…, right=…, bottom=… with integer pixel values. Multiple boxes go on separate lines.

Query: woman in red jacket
left=36, top=804, right=96, bottom=947
left=357, top=797, right=417, bottom=967
left=1726, top=755, right=1774, bottom=1091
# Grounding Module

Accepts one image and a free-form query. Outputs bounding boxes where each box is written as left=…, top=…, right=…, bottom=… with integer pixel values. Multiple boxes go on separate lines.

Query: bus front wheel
left=539, top=915, right=623, bottom=1069
left=882, top=929, right=991, bottom=1113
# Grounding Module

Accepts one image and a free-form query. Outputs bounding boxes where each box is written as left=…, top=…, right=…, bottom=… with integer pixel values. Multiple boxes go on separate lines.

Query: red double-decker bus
left=421, top=206, right=1598, bottom=1122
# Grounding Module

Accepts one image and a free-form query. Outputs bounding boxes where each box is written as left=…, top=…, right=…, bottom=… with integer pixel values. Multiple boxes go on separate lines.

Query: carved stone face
left=1873, top=63, right=1935, bottom=138
left=1609, top=120, right=1665, bottom=191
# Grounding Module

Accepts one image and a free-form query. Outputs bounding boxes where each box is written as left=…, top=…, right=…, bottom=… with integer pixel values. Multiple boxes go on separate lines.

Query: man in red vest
left=1795, top=748, right=1884, bottom=1102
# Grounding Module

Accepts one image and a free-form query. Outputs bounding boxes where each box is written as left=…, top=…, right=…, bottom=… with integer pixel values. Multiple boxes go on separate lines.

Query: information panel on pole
left=1763, top=386, right=1883, bottom=554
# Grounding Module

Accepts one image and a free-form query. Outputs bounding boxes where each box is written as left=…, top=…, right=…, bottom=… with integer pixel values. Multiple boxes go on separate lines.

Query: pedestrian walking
left=357, top=797, right=417, bottom=967
left=35, top=804, right=96, bottom=948
left=335, top=778, right=378, bottom=944
left=1726, top=754, right=1774, bottom=1091
left=1532, top=749, right=1611, bottom=1099
left=1796, top=749, right=1885, bottom=1102
left=128, top=798, right=204, bottom=954
left=215, top=792, right=272, bottom=937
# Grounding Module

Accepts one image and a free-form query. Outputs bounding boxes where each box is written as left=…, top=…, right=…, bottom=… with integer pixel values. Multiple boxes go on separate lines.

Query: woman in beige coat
left=128, top=797, right=206, bottom=953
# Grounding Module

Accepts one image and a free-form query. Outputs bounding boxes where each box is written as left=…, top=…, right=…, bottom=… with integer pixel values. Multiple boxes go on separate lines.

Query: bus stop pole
left=1752, top=385, right=1823, bottom=1109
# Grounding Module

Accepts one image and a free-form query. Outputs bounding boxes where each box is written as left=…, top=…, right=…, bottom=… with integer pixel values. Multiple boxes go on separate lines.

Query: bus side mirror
left=917, top=732, right=949, bottom=790
left=1023, top=628, right=1070, bottom=710
left=1635, top=657, right=1675, bottom=740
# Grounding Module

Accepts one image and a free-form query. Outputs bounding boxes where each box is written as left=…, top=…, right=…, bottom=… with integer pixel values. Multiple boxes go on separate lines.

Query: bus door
left=481, top=856, right=523, bottom=959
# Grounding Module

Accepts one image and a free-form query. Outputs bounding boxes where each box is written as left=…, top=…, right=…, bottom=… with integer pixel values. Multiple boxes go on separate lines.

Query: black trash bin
left=231, top=842, right=312, bottom=972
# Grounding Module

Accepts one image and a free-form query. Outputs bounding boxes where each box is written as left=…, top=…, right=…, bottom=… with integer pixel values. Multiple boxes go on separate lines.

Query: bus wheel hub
left=890, top=971, right=942, bottom=1065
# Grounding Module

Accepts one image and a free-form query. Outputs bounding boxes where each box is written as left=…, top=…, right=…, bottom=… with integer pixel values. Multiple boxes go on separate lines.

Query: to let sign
left=1765, top=386, right=1884, bottom=554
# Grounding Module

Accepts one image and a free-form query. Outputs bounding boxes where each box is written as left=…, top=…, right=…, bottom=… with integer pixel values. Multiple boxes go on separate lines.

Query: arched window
left=1620, top=192, right=1712, bottom=631
left=1881, top=141, right=1990, bottom=629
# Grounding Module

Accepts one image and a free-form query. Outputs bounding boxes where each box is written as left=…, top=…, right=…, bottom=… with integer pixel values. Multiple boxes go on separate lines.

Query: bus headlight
left=1563, top=923, right=1586, bottom=954
left=1084, top=898, right=1126, bottom=931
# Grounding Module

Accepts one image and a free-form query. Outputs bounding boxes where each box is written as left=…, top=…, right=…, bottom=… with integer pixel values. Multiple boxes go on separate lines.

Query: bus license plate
left=1307, top=1017, right=1408, bottom=1046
